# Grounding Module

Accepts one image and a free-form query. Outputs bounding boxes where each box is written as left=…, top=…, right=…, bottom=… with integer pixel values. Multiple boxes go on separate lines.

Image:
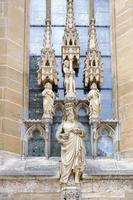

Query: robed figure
left=87, top=82, right=101, bottom=120
left=42, top=82, right=55, bottom=118
left=56, top=103, right=86, bottom=184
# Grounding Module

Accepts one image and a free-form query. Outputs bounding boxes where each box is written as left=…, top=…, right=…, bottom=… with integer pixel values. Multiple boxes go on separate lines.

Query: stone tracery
left=22, top=0, right=117, bottom=189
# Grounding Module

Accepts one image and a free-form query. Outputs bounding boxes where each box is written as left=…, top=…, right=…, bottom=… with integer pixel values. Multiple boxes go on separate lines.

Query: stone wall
left=0, top=177, right=133, bottom=200
left=0, top=0, right=28, bottom=153
left=114, top=0, right=133, bottom=157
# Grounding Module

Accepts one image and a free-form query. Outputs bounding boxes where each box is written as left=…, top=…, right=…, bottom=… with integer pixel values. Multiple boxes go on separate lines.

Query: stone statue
left=87, top=82, right=101, bottom=119
left=56, top=103, right=86, bottom=184
left=63, top=60, right=75, bottom=97
left=42, top=82, right=55, bottom=118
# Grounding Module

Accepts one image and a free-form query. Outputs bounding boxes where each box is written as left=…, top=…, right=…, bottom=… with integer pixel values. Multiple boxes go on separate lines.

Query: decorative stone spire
left=84, top=0, right=102, bottom=122
left=84, top=18, right=103, bottom=89
left=37, top=10, right=58, bottom=122
left=44, top=18, right=52, bottom=48
left=66, top=0, right=75, bottom=30
left=37, top=17, right=58, bottom=88
left=62, top=0, right=80, bottom=70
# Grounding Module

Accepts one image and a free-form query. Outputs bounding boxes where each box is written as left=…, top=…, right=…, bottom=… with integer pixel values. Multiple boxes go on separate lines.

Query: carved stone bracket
left=61, top=186, right=81, bottom=200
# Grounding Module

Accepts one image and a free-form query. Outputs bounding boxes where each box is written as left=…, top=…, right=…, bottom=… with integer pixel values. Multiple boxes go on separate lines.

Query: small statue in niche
left=42, top=82, right=55, bottom=118
left=63, top=60, right=75, bottom=97
left=87, top=82, right=101, bottom=120
left=56, top=103, right=86, bottom=184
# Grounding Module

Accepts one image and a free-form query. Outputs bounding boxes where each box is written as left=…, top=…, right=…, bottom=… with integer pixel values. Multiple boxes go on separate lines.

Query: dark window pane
left=97, top=130, right=113, bottom=157
left=28, top=130, right=45, bottom=156
left=29, top=0, right=113, bottom=157
left=78, top=107, right=91, bottom=157
left=51, top=109, right=62, bottom=156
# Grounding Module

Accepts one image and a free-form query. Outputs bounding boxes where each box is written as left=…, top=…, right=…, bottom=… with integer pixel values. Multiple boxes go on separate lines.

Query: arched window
left=28, top=130, right=45, bottom=157
left=29, top=0, right=112, bottom=113
left=96, top=130, right=113, bottom=157
left=29, top=0, right=113, bottom=157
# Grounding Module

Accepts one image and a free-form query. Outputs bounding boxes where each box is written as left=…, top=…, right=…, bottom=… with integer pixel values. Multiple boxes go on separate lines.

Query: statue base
left=64, top=95, right=78, bottom=104
left=61, top=185, right=81, bottom=200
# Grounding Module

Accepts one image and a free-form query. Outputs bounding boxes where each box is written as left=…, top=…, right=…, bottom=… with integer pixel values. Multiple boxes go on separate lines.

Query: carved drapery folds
left=56, top=101, right=86, bottom=185
left=42, top=82, right=55, bottom=120
left=63, top=60, right=76, bottom=98
left=87, top=82, right=101, bottom=121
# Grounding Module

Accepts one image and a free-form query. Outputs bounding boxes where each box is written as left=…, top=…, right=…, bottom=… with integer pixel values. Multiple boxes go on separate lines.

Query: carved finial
left=89, top=19, right=99, bottom=50
left=44, top=17, right=52, bottom=48
left=84, top=18, right=103, bottom=89
left=62, top=0, right=80, bottom=70
left=66, top=0, right=75, bottom=30
left=37, top=16, right=58, bottom=88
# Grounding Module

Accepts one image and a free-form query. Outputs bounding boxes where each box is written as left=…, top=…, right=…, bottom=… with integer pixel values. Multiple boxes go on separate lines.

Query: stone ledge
left=1, top=156, right=133, bottom=177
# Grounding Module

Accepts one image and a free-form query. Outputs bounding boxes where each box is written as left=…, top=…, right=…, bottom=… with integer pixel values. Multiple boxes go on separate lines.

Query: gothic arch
left=94, top=123, right=115, bottom=158
left=24, top=124, right=46, bottom=140
left=23, top=124, right=46, bottom=156
left=76, top=102, right=89, bottom=116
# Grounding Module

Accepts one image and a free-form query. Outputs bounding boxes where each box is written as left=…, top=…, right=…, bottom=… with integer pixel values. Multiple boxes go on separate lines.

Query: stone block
left=7, top=1, right=24, bottom=46
left=0, top=39, right=7, bottom=55
left=3, top=134, right=20, bottom=153
left=120, top=132, right=133, bottom=151
left=14, top=193, right=31, bottom=200
left=6, top=54, right=23, bottom=71
left=4, top=100, right=21, bottom=120
left=31, top=193, right=60, bottom=200
left=3, top=87, right=22, bottom=105
left=116, top=8, right=133, bottom=25
left=0, top=55, right=7, bottom=65
left=2, top=118, right=20, bottom=137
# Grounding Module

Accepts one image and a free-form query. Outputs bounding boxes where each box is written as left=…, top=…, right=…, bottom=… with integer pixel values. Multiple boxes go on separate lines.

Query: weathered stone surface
left=0, top=0, right=26, bottom=154
left=114, top=0, right=133, bottom=157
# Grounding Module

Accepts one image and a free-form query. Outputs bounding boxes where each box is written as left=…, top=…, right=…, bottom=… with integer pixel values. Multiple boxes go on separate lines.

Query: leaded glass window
left=29, top=0, right=113, bottom=157
left=28, top=130, right=45, bottom=156
left=96, top=130, right=113, bottom=157
left=51, top=108, right=62, bottom=156
left=78, top=107, right=91, bottom=156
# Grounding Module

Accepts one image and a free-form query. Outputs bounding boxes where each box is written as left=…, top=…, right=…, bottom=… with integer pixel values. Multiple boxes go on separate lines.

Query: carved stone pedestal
left=61, top=186, right=81, bottom=200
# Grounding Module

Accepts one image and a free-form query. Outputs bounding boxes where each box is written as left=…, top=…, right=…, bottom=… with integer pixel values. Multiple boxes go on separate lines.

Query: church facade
left=0, top=0, right=133, bottom=199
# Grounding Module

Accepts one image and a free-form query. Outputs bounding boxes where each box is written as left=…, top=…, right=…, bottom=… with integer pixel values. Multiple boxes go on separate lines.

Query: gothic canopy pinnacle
left=37, top=17, right=58, bottom=88
left=62, top=0, right=80, bottom=70
left=84, top=18, right=103, bottom=89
